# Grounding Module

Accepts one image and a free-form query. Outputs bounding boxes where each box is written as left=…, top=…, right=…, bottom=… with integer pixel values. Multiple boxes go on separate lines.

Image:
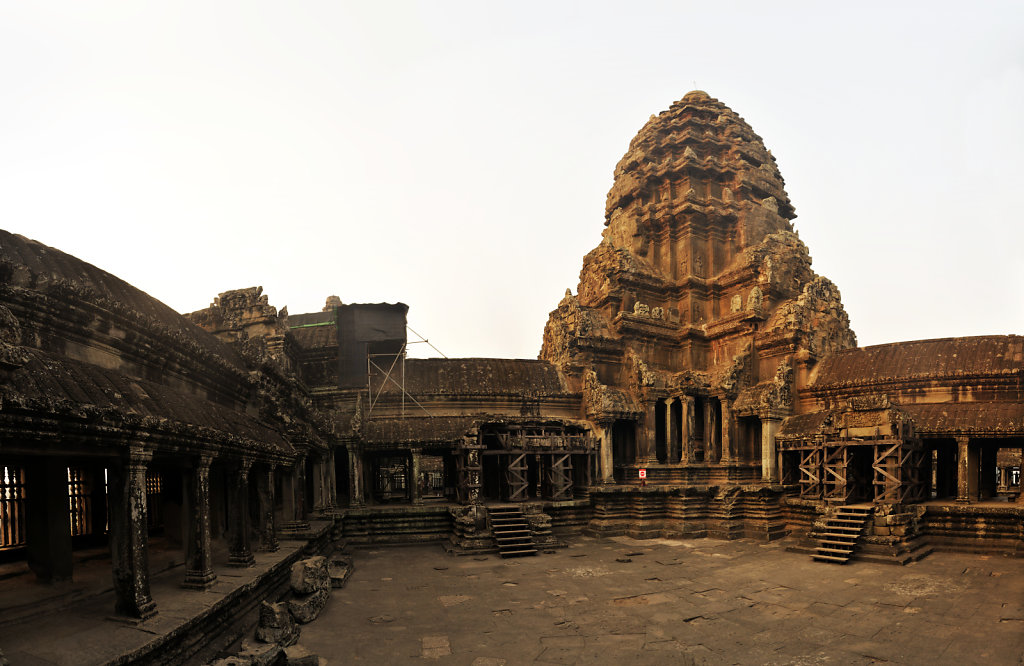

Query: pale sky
left=2, top=1, right=1022, bottom=359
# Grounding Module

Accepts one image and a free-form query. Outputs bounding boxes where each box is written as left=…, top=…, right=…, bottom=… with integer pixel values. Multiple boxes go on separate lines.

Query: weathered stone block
left=290, top=556, right=329, bottom=595
left=238, top=638, right=285, bottom=666
left=208, top=658, right=250, bottom=666
left=255, top=601, right=300, bottom=646
left=288, top=587, right=330, bottom=624
left=283, top=644, right=320, bottom=666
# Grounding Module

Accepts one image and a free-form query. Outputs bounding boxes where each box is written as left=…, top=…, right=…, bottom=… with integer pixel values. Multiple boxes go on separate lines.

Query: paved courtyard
left=299, top=537, right=1024, bottom=665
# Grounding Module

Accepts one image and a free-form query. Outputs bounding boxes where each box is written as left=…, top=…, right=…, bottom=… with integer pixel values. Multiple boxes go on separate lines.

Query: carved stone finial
left=323, top=295, right=342, bottom=312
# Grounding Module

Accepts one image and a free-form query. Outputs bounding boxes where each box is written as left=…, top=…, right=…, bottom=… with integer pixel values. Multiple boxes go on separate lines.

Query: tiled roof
left=810, top=336, right=1023, bottom=390
left=291, top=323, right=337, bottom=350
left=900, top=402, right=1024, bottom=436
left=777, top=410, right=834, bottom=438
left=0, top=230, right=246, bottom=370
left=0, top=348, right=293, bottom=454
left=381, top=359, right=567, bottom=396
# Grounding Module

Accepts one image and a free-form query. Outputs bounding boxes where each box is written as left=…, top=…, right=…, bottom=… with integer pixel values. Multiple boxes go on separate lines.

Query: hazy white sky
left=2, top=1, right=1022, bottom=359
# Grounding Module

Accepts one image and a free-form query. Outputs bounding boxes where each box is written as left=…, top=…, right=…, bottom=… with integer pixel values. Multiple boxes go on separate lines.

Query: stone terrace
left=300, top=538, right=1024, bottom=665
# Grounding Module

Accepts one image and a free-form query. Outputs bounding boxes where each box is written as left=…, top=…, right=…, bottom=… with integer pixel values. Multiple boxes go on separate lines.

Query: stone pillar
left=410, top=448, right=423, bottom=504
left=598, top=422, right=615, bottom=483
left=327, top=449, right=338, bottom=510
left=26, top=458, right=73, bottom=583
left=295, top=454, right=307, bottom=523
left=348, top=448, right=365, bottom=507
left=466, top=447, right=482, bottom=505
left=704, top=400, right=715, bottom=463
left=109, top=446, right=157, bottom=619
left=639, top=402, right=657, bottom=463
left=257, top=465, right=279, bottom=552
left=227, top=459, right=255, bottom=567
left=760, top=418, right=781, bottom=483
left=182, top=453, right=216, bottom=589
left=956, top=436, right=978, bottom=503
left=281, top=454, right=308, bottom=530
left=664, top=398, right=679, bottom=463
left=720, top=399, right=733, bottom=463
left=681, top=396, right=694, bottom=464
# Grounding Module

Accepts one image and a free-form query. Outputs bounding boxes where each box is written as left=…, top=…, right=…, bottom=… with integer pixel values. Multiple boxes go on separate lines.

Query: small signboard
left=638, top=469, right=647, bottom=480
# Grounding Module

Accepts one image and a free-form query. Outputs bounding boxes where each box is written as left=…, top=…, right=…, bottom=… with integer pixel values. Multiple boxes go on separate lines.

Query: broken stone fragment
left=237, top=638, right=285, bottom=666
left=255, top=601, right=300, bottom=646
left=283, top=645, right=321, bottom=666
left=290, top=556, right=329, bottom=595
left=288, top=586, right=330, bottom=624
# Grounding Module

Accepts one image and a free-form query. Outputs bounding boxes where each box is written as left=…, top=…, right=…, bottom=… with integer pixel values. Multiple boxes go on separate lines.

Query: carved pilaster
left=182, top=452, right=217, bottom=589
left=410, top=448, right=423, bottom=505
left=681, top=396, right=694, bottom=464
left=257, top=465, right=279, bottom=552
left=109, top=445, right=158, bottom=619
left=228, top=458, right=255, bottom=567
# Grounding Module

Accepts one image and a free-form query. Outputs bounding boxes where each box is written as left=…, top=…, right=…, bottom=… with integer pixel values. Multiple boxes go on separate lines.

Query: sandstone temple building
left=0, top=91, right=1020, bottom=661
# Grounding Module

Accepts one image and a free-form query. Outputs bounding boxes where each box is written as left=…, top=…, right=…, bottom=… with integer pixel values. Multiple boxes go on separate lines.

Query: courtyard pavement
left=299, top=536, right=1024, bottom=666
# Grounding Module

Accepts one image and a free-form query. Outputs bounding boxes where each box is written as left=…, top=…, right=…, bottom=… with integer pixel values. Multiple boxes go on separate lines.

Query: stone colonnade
left=955, top=436, right=1023, bottom=503
left=53, top=445, right=336, bottom=620
left=604, top=395, right=781, bottom=483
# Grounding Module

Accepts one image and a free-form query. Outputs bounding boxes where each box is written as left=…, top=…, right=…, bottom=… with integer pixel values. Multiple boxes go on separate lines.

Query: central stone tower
left=542, top=91, right=856, bottom=484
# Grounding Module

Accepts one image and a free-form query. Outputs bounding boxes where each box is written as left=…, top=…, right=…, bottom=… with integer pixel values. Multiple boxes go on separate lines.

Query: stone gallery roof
left=605, top=89, right=795, bottom=223
left=290, top=322, right=337, bottom=349
left=362, top=416, right=478, bottom=445
left=1, top=348, right=294, bottom=455
left=809, top=336, right=1024, bottom=390
left=382, top=359, right=568, bottom=396
left=0, top=230, right=246, bottom=371
left=900, top=402, right=1024, bottom=436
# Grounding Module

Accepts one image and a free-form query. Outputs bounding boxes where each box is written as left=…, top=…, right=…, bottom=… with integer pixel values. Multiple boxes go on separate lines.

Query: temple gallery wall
left=0, top=91, right=1020, bottom=662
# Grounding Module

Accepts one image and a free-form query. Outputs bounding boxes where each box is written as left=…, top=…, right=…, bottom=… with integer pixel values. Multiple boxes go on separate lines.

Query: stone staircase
left=812, top=505, right=872, bottom=564
left=488, top=506, right=537, bottom=558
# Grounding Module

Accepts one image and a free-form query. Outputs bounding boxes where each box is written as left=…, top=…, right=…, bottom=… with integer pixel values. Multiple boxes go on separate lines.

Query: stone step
left=820, top=538, right=857, bottom=547
left=812, top=553, right=850, bottom=563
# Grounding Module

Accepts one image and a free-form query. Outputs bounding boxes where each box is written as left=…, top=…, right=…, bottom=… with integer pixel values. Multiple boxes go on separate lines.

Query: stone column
left=720, top=399, right=733, bottom=463
left=681, top=396, right=694, bottom=464
left=760, top=418, right=781, bottom=483
left=327, top=449, right=338, bottom=510
left=348, top=448, right=365, bottom=507
left=955, top=436, right=978, bottom=503
left=257, top=465, right=279, bottom=552
left=182, top=453, right=216, bottom=590
left=227, top=459, right=255, bottom=567
left=704, top=400, right=715, bottom=463
left=598, top=422, right=614, bottom=483
left=665, top=398, right=679, bottom=463
left=466, top=447, right=482, bottom=505
left=26, top=458, right=73, bottom=583
left=295, top=454, right=307, bottom=523
left=638, top=402, right=657, bottom=463
left=109, top=446, right=157, bottom=619
left=410, top=448, right=423, bottom=504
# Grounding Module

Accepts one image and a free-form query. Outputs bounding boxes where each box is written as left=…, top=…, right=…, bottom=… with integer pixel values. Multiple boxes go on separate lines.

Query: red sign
left=638, top=469, right=647, bottom=479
